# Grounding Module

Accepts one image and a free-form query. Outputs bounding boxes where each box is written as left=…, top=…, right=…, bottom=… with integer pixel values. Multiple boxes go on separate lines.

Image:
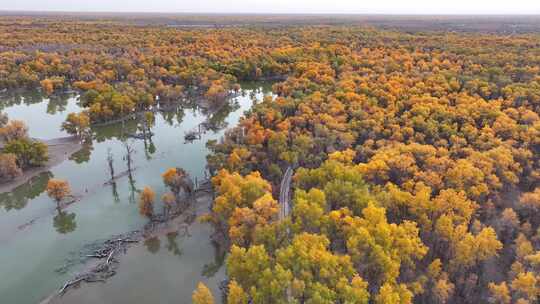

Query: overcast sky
left=1, top=0, right=540, bottom=14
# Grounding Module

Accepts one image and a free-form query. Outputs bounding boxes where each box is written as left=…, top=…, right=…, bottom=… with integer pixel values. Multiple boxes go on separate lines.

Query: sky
left=1, top=0, right=540, bottom=15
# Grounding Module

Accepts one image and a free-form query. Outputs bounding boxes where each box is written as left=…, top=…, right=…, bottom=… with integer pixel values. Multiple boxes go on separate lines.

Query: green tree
left=62, top=112, right=91, bottom=139
left=4, top=138, right=48, bottom=169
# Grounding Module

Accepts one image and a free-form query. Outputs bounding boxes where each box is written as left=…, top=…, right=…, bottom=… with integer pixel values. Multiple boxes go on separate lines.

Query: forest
left=1, top=15, right=540, bottom=304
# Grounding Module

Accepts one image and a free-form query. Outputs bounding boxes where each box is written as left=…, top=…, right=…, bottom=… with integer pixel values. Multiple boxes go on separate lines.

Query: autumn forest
left=1, top=14, right=540, bottom=304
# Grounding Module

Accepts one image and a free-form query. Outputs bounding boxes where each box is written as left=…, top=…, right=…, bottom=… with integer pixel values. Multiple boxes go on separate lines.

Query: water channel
left=0, top=82, right=273, bottom=304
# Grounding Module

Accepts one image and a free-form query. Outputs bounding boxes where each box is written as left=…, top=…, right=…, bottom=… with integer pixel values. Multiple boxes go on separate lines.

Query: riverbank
left=0, top=136, right=82, bottom=194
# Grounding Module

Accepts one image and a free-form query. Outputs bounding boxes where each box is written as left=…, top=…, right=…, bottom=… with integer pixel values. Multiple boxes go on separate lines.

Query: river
left=0, top=82, right=273, bottom=304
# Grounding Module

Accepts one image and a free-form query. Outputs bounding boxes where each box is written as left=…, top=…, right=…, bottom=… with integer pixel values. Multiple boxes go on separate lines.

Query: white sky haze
left=1, top=0, right=540, bottom=14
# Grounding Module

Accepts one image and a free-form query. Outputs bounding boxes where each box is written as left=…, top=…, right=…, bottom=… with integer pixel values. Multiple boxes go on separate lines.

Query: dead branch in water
left=106, top=249, right=115, bottom=264
left=55, top=186, right=212, bottom=296
left=59, top=277, right=86, bottom=295
left=56, top=232, right=141, bottom=296
left=103, top=167, right=138, bottom=186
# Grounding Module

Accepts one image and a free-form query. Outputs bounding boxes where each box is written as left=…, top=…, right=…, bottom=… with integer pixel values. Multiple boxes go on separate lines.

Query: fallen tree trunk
left=56, top=232, right=142, bottom=295
left=54, top=185, right=212, bottom=297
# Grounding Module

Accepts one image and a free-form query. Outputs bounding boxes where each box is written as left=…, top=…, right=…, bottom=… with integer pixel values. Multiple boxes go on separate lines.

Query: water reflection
left=110, top=182, right=120, bottom=203
left=69, top=143, right=93, bottom=164
left=90, top=106, right=186, bottom=144
left=144, top=236, right=161, bottom=254
left=0, top=90, right=49, bottom=111
left=0, top=171, right=52, bottom=211
left=144, top=137, right=156, bottom=159
left=0, top=83, right=274, bottom=217
left=140, top=233, right=187, bottom=257
left=127, top=172, right=138, bottom=205
left=162, top=107, right=186, bottom=127
left=53, top=210, right=77, bottom=234
left=0, top=82, right=275, bottom=304
left=202, top=241, right=226, bottom=278
left=46, top=95, right=71, bottom=115
left=166, top=232, right=183, bottom=257
left=204, top=101, right=240, bottom=132
left=92, top=118, right=139, bottom=143
left=0, top=90, right=80, bottom=113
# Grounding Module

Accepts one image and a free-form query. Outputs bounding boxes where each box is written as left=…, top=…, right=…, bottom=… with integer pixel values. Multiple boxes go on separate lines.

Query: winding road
left=278, top=166, right=294, bottom=220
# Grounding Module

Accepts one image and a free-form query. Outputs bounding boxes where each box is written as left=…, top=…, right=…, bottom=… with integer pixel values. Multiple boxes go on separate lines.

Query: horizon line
left=1, top=10, right=540, bottom=16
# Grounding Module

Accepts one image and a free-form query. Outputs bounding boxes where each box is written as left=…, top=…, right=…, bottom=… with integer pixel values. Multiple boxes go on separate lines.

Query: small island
left=0, top=113, right=82, bottom=193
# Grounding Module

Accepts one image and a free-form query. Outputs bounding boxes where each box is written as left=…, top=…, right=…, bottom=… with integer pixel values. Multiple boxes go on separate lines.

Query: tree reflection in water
left=69, top=143, right=93, bottom=164
left=0, top=171, right=52, bottom=211
left=0, top=89, right=46, bottom=111
left=53, top=210, right=77, bottom=234
left=111, top=181, right=120, bottom=203
left=166, top=232, right=183, bottom=257
left=144, top=236, right=161, bottom=254
left=46, top=93, right=71, bottom=115
left=201, top=240, right=226, bottom=278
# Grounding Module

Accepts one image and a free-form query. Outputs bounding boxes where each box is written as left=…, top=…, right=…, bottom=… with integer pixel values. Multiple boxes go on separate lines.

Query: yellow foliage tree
left=192, top=282, right=214, bottom=304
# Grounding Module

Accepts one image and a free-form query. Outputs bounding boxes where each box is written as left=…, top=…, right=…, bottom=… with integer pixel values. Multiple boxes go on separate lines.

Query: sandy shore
left=0, top=136, right=82, bottom=194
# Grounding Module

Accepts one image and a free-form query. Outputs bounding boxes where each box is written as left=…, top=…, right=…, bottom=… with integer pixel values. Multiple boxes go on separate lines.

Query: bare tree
left=123, top=141, right=135, bottom=174
left=107, top=148, right=115, bottom=181
left=128, top=171, right=137, bottom=204
left=111, top=181, right=120, bottom=203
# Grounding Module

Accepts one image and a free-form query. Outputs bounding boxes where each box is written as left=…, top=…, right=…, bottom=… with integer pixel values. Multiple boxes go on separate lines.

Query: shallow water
left=0, top=83, right=272, bottom=304
left=53, top=195, right=226, bottom=304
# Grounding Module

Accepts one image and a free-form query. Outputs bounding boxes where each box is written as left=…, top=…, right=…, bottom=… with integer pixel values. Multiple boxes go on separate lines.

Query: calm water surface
left=0, top=83, right=272, bottom=304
